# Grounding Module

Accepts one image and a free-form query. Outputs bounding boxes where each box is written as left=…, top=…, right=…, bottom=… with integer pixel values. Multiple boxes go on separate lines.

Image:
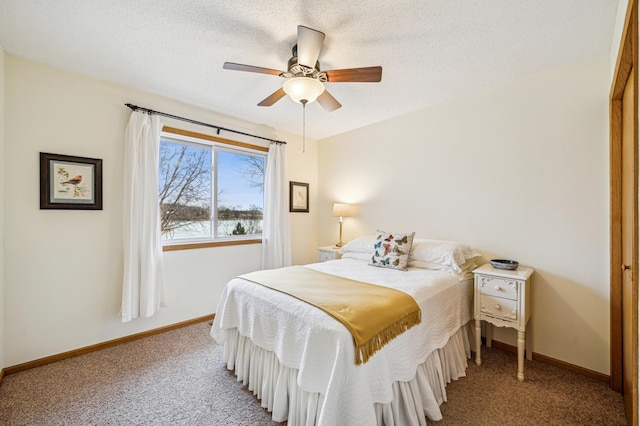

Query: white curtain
left=121, top=111, right=167, bottom=322
left=261, top=143, right=291, bottom=269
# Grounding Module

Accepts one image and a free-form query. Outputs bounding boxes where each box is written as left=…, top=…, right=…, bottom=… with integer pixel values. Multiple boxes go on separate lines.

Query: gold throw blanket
left=239, top=266, right=422, bottom=365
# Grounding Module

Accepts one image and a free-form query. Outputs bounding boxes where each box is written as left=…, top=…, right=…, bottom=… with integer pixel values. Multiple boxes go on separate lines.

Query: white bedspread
left=210, top=258, right=472, bottom=425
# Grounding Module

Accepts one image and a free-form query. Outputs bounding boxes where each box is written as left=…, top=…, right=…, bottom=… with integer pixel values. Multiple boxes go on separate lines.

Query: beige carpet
left=428, top=346, right=627, bottom=425
left=0, top=321, right=627, bottom=425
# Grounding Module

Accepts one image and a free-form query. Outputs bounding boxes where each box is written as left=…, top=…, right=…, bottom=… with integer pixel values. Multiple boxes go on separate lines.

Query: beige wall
left=318, top=54, right=610, bottom=374
left=611, top=0, right=630, bottom=77
left=3, top=56, right=318, bottom=367
left=0, top=43, right=5, bottom=372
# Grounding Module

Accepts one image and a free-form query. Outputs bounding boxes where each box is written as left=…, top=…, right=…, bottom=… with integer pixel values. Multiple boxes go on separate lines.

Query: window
left=158, top=128, right=266, bottom=247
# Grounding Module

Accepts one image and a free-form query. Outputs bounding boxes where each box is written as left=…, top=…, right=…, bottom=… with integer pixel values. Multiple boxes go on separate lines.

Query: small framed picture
left=289, top=181, right=309, bottom=213
left=40, top=152, right=103, bottom=210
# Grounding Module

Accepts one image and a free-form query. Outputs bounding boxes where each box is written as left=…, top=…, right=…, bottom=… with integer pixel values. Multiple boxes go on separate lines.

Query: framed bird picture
left=289, top=181, right=309, bottom=213
left=40, top=152, right=103, bottom=210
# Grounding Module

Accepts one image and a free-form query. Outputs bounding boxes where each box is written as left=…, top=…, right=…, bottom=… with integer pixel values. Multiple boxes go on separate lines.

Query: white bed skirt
left=221, top=322, right=473, bottom=425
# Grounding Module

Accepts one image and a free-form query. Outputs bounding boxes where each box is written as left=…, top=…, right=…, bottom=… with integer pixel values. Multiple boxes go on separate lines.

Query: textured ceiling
left=0, top=1, right=620, bottom=140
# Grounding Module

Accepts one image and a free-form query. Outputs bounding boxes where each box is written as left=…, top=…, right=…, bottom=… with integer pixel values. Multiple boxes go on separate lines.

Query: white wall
left=318, top=54, right=610, bottom=374
left=3, top=56, right=318, bottom=367
left=0, top=43, right=6, bottom=373
left=611, top=0, right=630, bottom=78
left=288, top=131, right=320, bottom=264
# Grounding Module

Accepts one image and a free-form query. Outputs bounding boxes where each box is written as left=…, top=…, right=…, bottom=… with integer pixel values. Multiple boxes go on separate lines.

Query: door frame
left=611, top=0, right=639, bottom=401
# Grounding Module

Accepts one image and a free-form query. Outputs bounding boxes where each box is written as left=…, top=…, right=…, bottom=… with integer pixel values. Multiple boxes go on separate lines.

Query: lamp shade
left=332, top=203, right=351, bottom=217
left=283, top=77, right=325, bottom=104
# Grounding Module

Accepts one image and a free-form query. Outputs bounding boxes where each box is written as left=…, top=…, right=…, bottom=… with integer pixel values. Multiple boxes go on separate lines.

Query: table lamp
left=332, top=203, right=351, bottom=247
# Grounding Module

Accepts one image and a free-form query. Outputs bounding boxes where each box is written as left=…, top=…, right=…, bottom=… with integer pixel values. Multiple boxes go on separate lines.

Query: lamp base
left=336, top=221, right=344, bottom=248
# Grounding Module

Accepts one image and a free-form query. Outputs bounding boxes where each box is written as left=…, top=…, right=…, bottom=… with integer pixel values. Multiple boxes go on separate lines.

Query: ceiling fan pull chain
left=301, top=99, right=307, bottom=153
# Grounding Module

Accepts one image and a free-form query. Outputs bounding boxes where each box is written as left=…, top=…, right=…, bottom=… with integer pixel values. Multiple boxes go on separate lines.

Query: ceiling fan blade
left=297, top=25, right=325, bottom=68
left=325, top=66, right=382, bottom=82
left=223, top=62, right=285, bottom=76
left=317, top=90, right=342, bottom=112
left=258, top=88, right=287, bottom=106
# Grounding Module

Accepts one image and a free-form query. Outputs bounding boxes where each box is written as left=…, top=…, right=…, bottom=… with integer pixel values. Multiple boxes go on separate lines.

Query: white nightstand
left=317, top=246, right=341, bottom=262
left=473, top=263, right=534, bottom=381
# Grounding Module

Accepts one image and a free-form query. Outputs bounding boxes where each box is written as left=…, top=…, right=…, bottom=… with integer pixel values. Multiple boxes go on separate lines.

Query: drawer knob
left=494, top=304, right=501, bottom=310
left=495, top=285, right=502, bottom=291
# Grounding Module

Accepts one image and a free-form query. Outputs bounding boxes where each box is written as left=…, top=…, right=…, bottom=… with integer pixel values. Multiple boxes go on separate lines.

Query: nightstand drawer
left=318, top=251, right=335, bottom=262
left=318, top=246, right=341, bottom=262
left=477, top=275, right=518, bottom=300
left=480, top=294, right=518, bottom=322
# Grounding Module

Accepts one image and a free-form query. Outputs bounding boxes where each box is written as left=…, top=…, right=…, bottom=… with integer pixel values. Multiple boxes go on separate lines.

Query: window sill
left=163, top=238, right=262, bottom=252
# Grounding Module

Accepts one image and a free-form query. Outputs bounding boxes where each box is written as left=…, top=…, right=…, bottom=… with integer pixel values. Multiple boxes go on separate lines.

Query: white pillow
left=340, top=252, right=371, bottom=262
left=338, top=236, right=376, bottom=254
left=409, top=238, right=480, bottom=273
left=411, top=258, right=478, bottom=276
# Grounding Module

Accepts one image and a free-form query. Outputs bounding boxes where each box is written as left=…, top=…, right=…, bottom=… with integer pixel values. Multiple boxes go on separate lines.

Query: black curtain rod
left=124, top=103, right=286, bottom=145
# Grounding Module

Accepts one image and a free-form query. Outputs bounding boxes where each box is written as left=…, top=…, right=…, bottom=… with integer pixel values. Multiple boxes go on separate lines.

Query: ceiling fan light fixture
left=283, top=77, right=325, bottom=104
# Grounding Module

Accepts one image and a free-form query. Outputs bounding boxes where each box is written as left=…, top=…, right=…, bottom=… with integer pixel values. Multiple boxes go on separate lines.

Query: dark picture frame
left=40, top=152, right=103, bottom=210
left=289, top=181, right=309, bottom=213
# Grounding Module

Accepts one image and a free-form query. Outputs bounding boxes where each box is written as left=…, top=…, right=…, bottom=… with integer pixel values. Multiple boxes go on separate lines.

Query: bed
left=210, top=234, right=480, bottom=425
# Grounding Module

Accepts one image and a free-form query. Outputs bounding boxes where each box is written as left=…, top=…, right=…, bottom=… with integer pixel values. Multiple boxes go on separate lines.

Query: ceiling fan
left=223, top=25, right=382, bottom=112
